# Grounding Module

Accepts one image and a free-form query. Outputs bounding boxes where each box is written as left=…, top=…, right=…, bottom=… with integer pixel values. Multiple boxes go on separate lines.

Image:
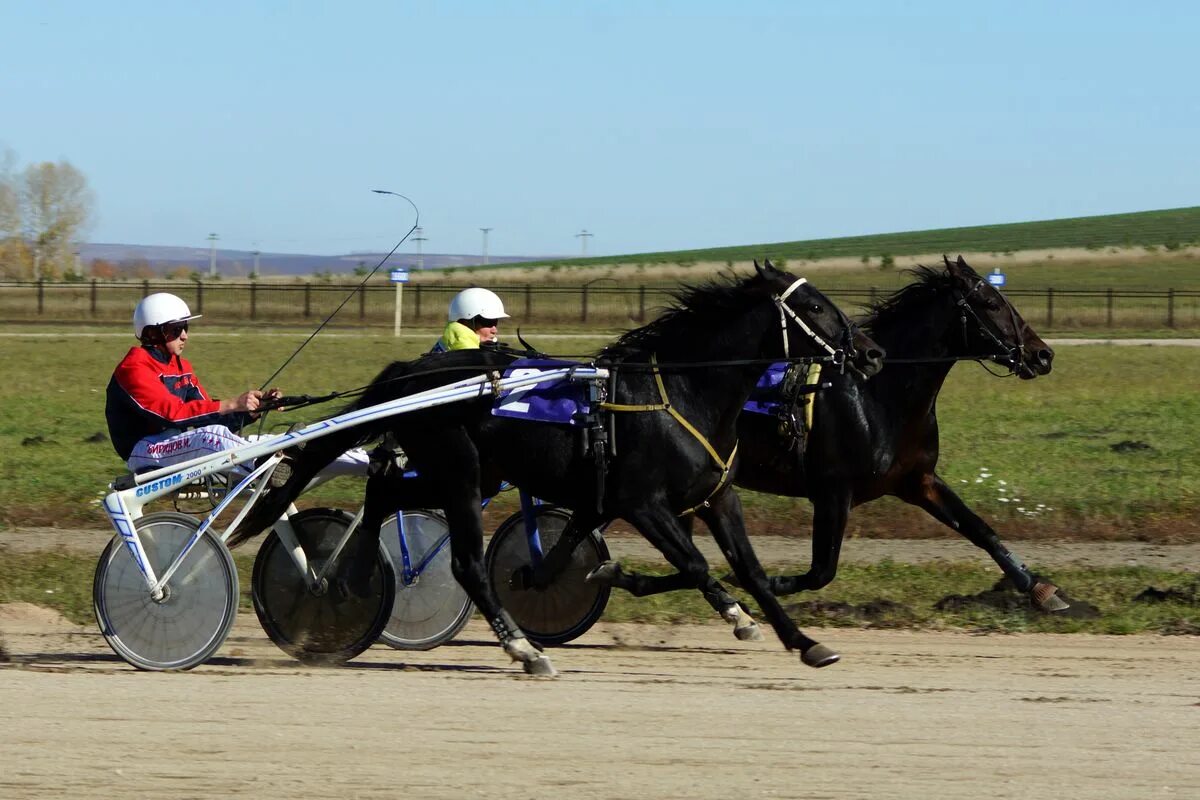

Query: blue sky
left=2, top=1, right=1196, bottom=258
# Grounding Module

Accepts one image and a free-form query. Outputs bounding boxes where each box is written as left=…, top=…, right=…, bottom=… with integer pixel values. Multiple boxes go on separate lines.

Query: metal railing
left=1, top=280, right=1197, bottom=330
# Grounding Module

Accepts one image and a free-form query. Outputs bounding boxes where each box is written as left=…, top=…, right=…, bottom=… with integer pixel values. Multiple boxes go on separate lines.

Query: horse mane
left=860, top=265, right=955, bottom=337
left=599, top=272, right=767, bottom=360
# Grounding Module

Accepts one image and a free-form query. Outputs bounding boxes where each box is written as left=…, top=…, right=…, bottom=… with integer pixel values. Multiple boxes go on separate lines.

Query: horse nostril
left=867, top=347, right=886, bottom=362
left=1037, top=349, right=1054, bottom=365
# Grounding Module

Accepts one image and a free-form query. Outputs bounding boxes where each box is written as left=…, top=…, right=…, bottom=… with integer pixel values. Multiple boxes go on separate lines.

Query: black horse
left=234, top=260, right=884, bottom=675
left=592, top=255, right=1064, bottom=612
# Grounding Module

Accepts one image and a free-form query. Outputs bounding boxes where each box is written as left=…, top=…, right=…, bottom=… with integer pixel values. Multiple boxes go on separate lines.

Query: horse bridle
left=772, top=277, right=856, bottom=368
left=955, top=279, right=1026, bottom=372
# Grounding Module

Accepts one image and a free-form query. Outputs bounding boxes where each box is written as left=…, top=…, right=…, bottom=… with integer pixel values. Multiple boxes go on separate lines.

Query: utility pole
left=251, top=248, right=261, bottom=279
left=480, top=227, right=493, bottom=265
left=207, top=232, right=219, bottom=278
left=412, top=226, right=427, bottom=270
left=575, top=229, right=593, bottom=257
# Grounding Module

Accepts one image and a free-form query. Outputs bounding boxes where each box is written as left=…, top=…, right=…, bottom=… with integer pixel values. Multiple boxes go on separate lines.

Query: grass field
left=0, top=329, right=1196, bottom=540
left=449, top=205, right=1200, bottom=270
left=2, top=549, right=1195, bottom=635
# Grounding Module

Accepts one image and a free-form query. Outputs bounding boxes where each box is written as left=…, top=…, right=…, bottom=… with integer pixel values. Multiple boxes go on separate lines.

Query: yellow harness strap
left=803, top=362, right=822, bottom=434
left=599, top=355, right=738, bottom=516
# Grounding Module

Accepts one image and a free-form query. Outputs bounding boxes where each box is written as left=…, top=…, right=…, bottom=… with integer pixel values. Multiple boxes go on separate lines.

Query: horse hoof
left=1032, top=582, right=1071, bottom=613
left=801, top=644, right=840, bottom=668
left=586, top=561, right=621, bottom=585
left=524, top=654, right=558, bottom=678
left=734, top=621, right=764, bottom=642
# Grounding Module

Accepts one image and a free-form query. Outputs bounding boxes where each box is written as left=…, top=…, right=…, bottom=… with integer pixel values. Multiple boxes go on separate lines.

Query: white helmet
left=448, top=287, right=509, bottom=322
left=133, top=293, right=202, bottom=339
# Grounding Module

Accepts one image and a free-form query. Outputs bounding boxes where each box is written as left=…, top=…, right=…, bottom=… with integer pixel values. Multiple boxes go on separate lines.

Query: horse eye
left=809, top=304, right=824, bottom=313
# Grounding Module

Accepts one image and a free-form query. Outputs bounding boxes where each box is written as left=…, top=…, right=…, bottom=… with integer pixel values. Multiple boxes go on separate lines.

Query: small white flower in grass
left=998, top=480, right=1007, bottom=486
left=998, top=497, right=1009, bottom=503
left=975, top=478, right=984, bottom=483
left=960, top=479, right=968, bottom=484
left=1016, top=507, right=1025, bottom=513
left=998, top=487, right=1007, bottom=493
left=45, top=589, right=54, bottom=594
left=1036, top=504, right=1046, bottom=509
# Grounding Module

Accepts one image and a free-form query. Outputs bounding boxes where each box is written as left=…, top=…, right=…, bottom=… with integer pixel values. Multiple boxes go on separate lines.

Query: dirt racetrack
left=1, top=610, right=1197, bottom=800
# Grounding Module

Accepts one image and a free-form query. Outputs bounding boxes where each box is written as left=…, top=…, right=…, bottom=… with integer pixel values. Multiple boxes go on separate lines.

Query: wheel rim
left=94, top=513, right=238, bottom=671
left=252, top=509, right=394, bottom=665
left=379, top=510, right=474, bottom=649
left=487, top=508, right=609, bottom=644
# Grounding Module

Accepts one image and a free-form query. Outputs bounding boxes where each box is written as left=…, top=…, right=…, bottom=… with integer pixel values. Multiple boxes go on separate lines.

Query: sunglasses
left=475, top=317, right=499, bottom=328
left=162, top=321, right=189, bottom=339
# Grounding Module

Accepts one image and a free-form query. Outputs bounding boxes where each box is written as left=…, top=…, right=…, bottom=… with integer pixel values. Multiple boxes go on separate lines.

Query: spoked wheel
left=93, top=511, right=239, bottom=671
left=484, top=506, right=610, bottom=646
left=252, top=508, right=396, bottom=666
left=378, top=509, right=475, bottom=651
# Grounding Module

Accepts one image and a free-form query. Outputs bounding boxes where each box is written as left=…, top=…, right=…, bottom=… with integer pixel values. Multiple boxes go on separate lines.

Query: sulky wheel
left=252, top=508, right=395, bottom=666
left=484, top=506, right=610, bottom=646
left=378, top=509, right=475, bottom=651
left=93, top=511, right=239, bottom=671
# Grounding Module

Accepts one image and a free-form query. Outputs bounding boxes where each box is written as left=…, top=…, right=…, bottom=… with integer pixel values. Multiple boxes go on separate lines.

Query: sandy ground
left=0, top=611, right=1196, bottom=800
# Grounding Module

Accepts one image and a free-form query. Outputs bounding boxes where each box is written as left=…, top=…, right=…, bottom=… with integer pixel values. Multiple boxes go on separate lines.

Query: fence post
left=37, top=278, right=45, bottom=314
left=525, top=284, right=532, bottom=318
left=638, top=286, right=646, bottom=322
left=1167, top=289, right=1175, bottom=328
left=142, top=279, right=150, bottom=299
left=870, top=286, right=878, bottom=305
left=90, top=279, right=98, bottom=316
left=582, top=285, right=589, bottom=323
left=359, top=285, right=366, bottom=320
left=304, top=284, right=311, bottom=318
left=196, top=282, right=203, bottom=315
left=1047, top=287, right=1054, bottom=328
left=1106, top=288, right=1113, bottom=328
left=415, top=285, right=422, bottom=320
left=250, top=282, right=257, bottom=320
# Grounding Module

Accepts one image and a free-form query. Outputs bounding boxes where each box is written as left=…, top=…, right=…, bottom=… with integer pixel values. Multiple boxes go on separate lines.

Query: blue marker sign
left=389, top=268, right=410, bottom=283
left=987, top=270, right=1006, bottom=287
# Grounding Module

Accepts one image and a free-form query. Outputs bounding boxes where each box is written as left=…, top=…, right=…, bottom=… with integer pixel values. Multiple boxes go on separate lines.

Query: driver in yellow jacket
left=432, top=287, right=509, bottom=352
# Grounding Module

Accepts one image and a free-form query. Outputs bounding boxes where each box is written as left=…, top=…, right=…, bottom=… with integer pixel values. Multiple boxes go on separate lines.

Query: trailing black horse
left=593, top=255, right=1065, bottom=612
left=233, top=260, right=884, bottom=674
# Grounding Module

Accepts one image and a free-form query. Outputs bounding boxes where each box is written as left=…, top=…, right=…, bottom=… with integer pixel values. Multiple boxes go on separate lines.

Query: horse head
left=755, top=259, right=885, bottom=379
left=944, top=255, right=1053, bottom=379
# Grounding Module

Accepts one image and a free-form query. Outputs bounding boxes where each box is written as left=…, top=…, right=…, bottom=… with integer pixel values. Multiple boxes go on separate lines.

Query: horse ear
left=955, top=255, right=980, bottom=278
left=754, top=259, right=767, bottom=278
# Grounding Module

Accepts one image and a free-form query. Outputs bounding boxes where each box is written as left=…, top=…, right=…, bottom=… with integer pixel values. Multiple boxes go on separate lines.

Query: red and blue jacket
left=105, top=346, right=234, bottom=460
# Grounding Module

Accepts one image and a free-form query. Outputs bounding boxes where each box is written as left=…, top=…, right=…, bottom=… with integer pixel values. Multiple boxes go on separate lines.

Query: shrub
left=879, top=254, right=895, bottom=270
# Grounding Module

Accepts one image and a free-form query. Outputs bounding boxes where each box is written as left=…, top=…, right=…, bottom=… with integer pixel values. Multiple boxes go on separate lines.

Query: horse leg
left=429, top=436, right=557, bottom=677
left=764, top=488, right=851, bottom=596
left=903, top=472, right=1069, bottom=612
left=702, top=490, right=839, bottom=668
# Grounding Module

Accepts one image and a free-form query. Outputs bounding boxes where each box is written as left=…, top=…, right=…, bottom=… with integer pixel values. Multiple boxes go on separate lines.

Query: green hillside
left=509, top=206, right=1200, bottom=268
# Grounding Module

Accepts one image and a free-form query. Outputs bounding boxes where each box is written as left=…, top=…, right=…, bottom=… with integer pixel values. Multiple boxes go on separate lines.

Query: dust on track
left=0, top=612, right=1197, bottom=800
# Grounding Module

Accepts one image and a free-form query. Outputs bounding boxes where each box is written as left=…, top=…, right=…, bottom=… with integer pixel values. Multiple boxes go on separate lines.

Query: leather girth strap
left=599, top=354, right=738, bottom=517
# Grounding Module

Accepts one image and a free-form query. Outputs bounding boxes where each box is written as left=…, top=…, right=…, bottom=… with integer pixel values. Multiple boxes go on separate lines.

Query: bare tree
left=21, top=160, right=95, bottom=279
left=0, top=148, right=23, bottom=277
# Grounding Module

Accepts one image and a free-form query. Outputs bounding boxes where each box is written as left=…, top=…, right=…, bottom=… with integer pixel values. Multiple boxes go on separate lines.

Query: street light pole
left=480, top=227, right=493, bottom=266
left=207, top=232, right=219, bottom=278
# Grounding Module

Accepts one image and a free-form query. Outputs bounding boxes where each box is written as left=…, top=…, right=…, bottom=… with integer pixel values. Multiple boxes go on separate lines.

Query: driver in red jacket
left=106, top=292, right=368, bottom=479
